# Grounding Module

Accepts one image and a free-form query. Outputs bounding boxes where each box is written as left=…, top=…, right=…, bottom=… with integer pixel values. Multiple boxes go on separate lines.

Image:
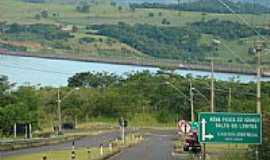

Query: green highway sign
left=198, top=112, right=262, bottom=144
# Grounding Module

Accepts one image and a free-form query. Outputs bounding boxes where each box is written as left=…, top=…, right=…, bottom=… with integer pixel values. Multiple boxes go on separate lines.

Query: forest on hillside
left=89, top=19, right=270, bottom=61
left=130, top=0, right=270, bottom=14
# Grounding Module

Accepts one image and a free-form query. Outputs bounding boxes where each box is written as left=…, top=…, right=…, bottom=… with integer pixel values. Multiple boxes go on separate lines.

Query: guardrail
left=0, top=135, right=83, bottom=151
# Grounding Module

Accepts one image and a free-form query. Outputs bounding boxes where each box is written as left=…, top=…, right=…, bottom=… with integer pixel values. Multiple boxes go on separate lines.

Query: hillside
left=130, top=0, right=270, bottom=14
left=235, top=0, right=270, bottom=6
left=0, top=0, right=270, bottom=68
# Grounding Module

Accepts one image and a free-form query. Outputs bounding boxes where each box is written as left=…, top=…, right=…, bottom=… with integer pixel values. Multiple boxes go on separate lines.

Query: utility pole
left=210, top=39, right=220, bottom=113
left=190, top=80, right=194, bottom=121
left=178, top=0, right=181, bottom=16
left=210, top=58, right=215, bottom=113
left=228, top=88, right=232, bottom=112
left=256, top=42, right=262, bottom=114
left=57, top=88, right=62, bottom=135
left=13, top=123, right=16, bottom=139
left=254, top=40, right=264, bottom=160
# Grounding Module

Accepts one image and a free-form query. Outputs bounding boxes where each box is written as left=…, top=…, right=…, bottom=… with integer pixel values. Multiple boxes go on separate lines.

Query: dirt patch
left=0, top=40, right=42, bottom=49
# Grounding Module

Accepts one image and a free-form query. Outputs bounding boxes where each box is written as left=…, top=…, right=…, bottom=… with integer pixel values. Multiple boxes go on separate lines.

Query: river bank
left=0, top=48, right=269, bottom=77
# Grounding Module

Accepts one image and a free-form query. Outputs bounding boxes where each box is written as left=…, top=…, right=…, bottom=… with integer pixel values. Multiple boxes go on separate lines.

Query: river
left=0, top=55, right=269, bottom=87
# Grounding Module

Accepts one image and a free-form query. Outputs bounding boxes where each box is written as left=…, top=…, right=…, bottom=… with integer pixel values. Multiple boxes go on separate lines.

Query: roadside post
left=71, top=141, right=76, bottom=160
left=100, top=144, right=104, bottom=156
left=72, top=141, right=75, bottom=151
left=109, top=143, right=113, bottom=152
left=42, top=155, right=47, bottom=160
left=198, top=112, right=262, bottom=160
left=87, top=147, right=91, bottom=160
left=119, top=117, right=128, bottom=143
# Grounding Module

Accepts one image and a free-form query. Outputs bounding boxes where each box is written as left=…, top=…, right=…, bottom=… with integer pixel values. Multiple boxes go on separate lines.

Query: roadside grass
left=208, top=149, right=248, bottom=160
left=77, top=114, right=177, bottom=129
left=128, top=113, right=177, bottom=128
left=3, top=133, right=144, bottom=160
left=3, top=147, right=115, bottom=160
left=206, top=144, right=248, bottom=152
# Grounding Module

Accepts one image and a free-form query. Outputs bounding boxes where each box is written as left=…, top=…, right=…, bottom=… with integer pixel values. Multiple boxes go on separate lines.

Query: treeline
left=1, top=71, right=270, bottom=136
left=191, top=19, right=270, bottom=40
left=130, top=0, right=270, bottom=14
left=90, top=20, right=270, bottom=60
left=0, top=23, right=73, bottom=41
left=91, top=22, right=208, bottom=60
left=22, top=0, right=46, bottom=3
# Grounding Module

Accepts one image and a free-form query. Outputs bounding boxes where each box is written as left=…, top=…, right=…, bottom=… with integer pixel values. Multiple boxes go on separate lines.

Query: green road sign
left=198, top=112, right=262, bottom=144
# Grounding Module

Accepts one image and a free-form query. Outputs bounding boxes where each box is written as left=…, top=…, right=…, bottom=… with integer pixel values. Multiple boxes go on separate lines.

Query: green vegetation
left=1, top=23, right=73, bottom=41
left=90, top=20, right=270, bottom=62
left=76, top=1, right=90, bottom=13
left=208, top=151, right=247, bottom=160
left=0, top=76, right=40, bottom=136
left=2, top=70, right=270, bottom=136
left=191, top=19, right=270, bottom=40
left=91, top=22, right=207, bottom=60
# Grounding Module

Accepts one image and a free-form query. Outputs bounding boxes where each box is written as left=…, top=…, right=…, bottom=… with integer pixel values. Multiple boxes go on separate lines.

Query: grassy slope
left=0, top=0, right=270, bottom=66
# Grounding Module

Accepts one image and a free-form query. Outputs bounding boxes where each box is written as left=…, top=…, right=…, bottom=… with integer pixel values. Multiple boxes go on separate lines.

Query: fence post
left=42, top=155, right=47, bottom=160
left=100, top=144, right=104, bottom=156
left=109, top=143, right=113, bottom=152
left=87, top=147, right=91, bottom=160
left=71, top=150, right=76, bottom=160
left=71, top=141, right=76, bottom=160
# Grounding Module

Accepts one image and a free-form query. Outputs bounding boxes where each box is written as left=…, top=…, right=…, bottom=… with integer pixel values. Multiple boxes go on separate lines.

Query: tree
left=68, top=72, right=121, bottom=88
left=148, top=12, right=154, bottom=17
left=12, top=86, right=41, bottom=125
left=72, top=25, right=79, bottom=33
left=76, top=2, right=90, bottom=13
left=40, top=10, right=49, bottom=18
left=34, top=14, right=41, bottom=20
left=110, top=2, right=117, bottom=6
left=161, top=18, right=170, bottom=25
left=118, top=6, right=123, bottom=12
left=130, top=5, right=136, bottom=12
left=0, top=21, right=7, bottom=33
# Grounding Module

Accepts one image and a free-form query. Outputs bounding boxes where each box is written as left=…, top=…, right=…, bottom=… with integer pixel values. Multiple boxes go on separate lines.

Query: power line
left=216, top=0, right=267, bottom=41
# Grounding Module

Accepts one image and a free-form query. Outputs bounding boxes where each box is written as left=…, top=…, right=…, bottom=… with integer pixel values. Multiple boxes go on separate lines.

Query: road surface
left=1, top=129, right=189, bottom=160
left=109, top=129, right=188, bottom=160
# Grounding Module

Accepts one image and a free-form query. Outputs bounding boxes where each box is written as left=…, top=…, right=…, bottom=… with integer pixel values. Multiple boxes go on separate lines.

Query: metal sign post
left=203, top=143, right=206, bottom=160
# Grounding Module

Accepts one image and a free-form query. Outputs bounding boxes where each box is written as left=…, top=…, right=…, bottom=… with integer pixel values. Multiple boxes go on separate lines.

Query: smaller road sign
left=178, top=120, right=191, bottom=134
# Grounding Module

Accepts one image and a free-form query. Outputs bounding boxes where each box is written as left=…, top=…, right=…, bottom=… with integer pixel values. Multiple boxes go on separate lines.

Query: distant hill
left=131, top=0, right=270, bottom=14
left=114, top=0, right=270, bottom=7
left=233, top=0, right=270, bottom=7
left=113, top=0, right=178, bottom=4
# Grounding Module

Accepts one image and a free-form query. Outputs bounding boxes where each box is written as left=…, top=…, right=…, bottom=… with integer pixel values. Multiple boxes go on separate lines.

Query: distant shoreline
left=0, top=48, right=269, bottom=77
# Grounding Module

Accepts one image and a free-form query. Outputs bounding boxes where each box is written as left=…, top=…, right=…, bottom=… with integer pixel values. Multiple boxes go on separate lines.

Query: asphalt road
left=1, top=129, right=189, bottom=160
left=109, top=129, right=187, bottom=160
left=0, top=130, right=121, bottom=158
